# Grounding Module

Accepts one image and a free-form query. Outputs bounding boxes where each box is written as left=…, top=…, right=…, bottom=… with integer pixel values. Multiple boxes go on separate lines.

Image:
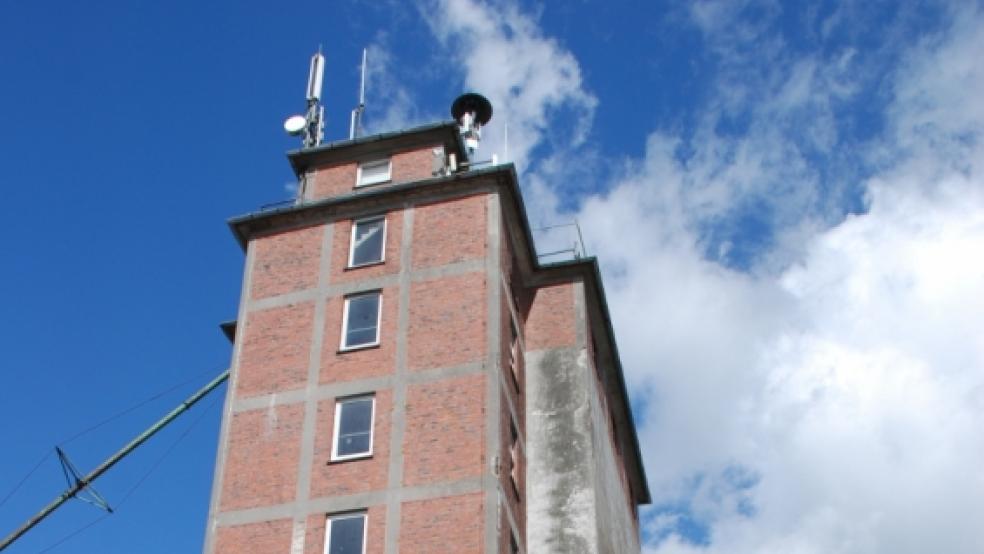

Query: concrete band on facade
left=230, top=362, right=484, bottom=414
left=216, top=476, right=484, bottom=528
left=483, top=193, right=505, bottom=554
left=285, top=220, right=335, bottom=553
left=382, top=204, right=413, bottom=553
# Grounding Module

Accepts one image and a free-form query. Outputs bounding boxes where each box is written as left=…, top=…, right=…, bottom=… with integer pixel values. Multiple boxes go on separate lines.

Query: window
left=509, top=420, right=520, bottom=496
left=332, top=396, right=375, bottom=460
left=341, top=292, right=381, bottom=350
left=356, top=159, right=391, bottom=187
left=508, top=320, right=521, bottom=386
left=348, top=216, right=386, bottom=267
left=325, top=512, right=367, bottom=554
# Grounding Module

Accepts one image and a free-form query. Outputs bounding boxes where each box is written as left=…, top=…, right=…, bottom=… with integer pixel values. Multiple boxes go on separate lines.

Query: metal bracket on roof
left=55, top=447, right=113, bottom=513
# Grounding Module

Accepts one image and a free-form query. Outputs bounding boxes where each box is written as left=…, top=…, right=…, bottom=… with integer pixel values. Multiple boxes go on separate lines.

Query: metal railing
left=532, top=220, right=587, bottom=263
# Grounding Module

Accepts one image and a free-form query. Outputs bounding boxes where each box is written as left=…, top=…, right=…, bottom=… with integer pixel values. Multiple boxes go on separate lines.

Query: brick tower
left=203, top=97, right=649, bottom=553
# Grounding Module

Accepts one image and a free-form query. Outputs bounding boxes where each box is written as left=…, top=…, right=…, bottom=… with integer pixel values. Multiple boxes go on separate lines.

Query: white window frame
left=324, top=511, right=368, bottom=554
left=331, top=395, right=376, bottom=461
left=340, top=291, right=382, bottom=351
left=348, top=215, right=387, bottom=268
left=356, top=158, right=392, bottom=188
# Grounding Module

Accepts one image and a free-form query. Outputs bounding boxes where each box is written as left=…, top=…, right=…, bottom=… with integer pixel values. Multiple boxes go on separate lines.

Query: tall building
left=203, top=95, right=649, bottom=554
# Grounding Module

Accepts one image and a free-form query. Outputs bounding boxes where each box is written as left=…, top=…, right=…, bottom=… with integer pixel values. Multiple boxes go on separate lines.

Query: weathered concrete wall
left=526, top=347, right=598, bottom=553
left=525, top=282, right=640, bottom=554
left=588, top=368, right=641, bottom=554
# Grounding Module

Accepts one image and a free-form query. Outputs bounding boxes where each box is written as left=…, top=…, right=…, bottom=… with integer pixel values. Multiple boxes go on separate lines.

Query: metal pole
left=0, top=370, right=229, bottom=551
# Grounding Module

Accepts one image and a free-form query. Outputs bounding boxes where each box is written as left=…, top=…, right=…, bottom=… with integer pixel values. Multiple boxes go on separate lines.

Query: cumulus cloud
left=415, top=1, right=984, bottom=552
left=361, top=37, right=438, bottom=135
left=419, top=0, right=597, bottom=174
left=576, top=4, right=984, bottom=553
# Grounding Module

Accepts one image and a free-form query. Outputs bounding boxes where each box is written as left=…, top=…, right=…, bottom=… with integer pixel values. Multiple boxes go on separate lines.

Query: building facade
left=203, top=119, right=649, bottom=553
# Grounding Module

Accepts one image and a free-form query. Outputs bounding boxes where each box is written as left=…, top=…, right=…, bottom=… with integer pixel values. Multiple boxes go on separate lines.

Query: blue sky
left=2, top=1, right=983, bottom=552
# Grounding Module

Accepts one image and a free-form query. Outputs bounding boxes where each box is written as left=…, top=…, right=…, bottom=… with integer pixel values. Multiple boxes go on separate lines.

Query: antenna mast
left=284, top=50, right=326, bottom=148
left=350, top=48, right=368, bottom=139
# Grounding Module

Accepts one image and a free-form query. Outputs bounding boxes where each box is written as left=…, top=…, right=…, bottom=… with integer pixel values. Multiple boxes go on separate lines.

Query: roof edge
left=286, top=121, right=468, bottom=177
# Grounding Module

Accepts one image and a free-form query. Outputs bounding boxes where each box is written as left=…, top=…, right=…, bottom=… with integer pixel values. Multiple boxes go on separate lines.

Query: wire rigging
left=0, top=365, right=222, bottom=511
left=58, top=364, right=225, bottom=447
left=33, top=391, right=224, bottom=553
left=0, top=451, right=53, bottom=509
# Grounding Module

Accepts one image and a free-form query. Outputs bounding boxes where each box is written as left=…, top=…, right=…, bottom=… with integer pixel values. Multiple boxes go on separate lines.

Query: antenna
left=306, top=50, right=325, bottom=102
left=350, top=48, right=368, bottom=139
left=284, top=50, right=326, bottom=148
left=504, top=122, right=509, bottom=163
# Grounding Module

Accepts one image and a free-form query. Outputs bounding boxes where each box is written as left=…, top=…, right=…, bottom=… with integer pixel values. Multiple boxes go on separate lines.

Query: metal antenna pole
left=0, top=370, right=230, bottom=551
left=350, top=48, right=367, bottom=139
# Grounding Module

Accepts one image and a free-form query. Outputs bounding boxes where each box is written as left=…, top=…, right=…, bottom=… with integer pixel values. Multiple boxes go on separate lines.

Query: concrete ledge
left=213, top=476, right=484, bottom=527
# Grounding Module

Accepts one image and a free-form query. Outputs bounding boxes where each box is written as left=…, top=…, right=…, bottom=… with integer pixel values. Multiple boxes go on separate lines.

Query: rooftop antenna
left=349, top=48, right=368, bottom=140
left=284, top=49, right=326, bottom=148
left=503, top=121, right=509, bottom=163
left=451, top=92, right=493, bottom=157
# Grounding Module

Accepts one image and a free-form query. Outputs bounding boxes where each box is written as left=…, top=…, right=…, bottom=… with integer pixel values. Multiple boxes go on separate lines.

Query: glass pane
left=345, top=294, right=379, bottom=347
left=337, top=431, right=371, bottom=456
left=359, top=160, right=390, bottom=186
left=337, top=398, right=372, bottom=457
left=351, top=219, right=384, bottom=266
left=339, top=399, right=373, bottom=435
left=328, top=515, right=365, bottom=554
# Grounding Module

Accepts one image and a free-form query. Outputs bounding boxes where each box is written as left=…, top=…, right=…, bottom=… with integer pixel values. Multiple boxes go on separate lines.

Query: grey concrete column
left=484, top=193, right=504, bottom=554
left=383, top=204, right=414, bottom=554
left=203, top=240, right=257, bottom=554
left=289, top=222, right=335, bottom=553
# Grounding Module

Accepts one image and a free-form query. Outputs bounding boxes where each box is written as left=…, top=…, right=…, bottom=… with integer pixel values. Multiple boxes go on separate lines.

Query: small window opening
left=357, top=159, right=391, bottom=187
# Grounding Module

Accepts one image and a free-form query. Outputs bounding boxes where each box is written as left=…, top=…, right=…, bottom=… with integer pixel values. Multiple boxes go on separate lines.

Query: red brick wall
left=412, top=194, right=487, bottom=269
left=219, top=403, right=304, bottom=511
left=237, top=302, right=314, bottom=398
left=309, top=393, right=391, bottom=498
left=320, top=287, right=398, bottom=384
left=403, top=374, right=486, bottom=486
left=328, top=210, right=403, bottom=284
left=391, top=146, right=439, bottom=184
left=304, top=144, right=439, bottom=201
left=215, top=519, right=293, bottom=554
left=407, top=272, right=486, bottom=371
left=525, top=283, right=578, bottom=350
left=215, top=165, right=510, bottom=553
left=306, top=162, right=357, bottom=200
left=400, top=493, right=484, bottom=553
left=250, top=225, right=324, bottom=300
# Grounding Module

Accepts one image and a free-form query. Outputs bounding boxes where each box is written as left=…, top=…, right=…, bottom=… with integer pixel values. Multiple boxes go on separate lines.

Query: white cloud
left=581, top=4, right=984, bottom=552
left=361, top=37, right=438, bottom=135
left=412, top=1, right=984, bottom=552
left=419, top=0, right=597, bottom=173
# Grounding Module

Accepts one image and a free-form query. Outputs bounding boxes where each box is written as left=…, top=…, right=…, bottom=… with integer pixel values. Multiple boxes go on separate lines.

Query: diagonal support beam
left=0, top=369, right=229, bottom=551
